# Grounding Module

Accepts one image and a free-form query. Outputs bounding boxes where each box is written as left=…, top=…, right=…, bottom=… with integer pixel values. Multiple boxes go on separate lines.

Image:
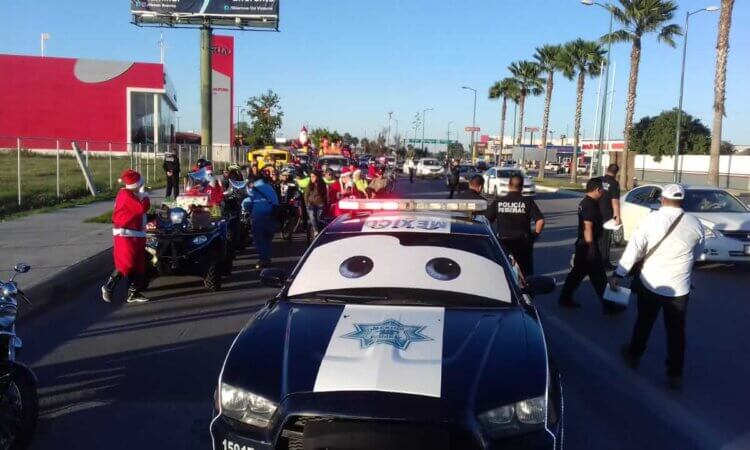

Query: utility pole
left=158, top=32, right=166, bottom=64
left=462, top=86, right=478, bottom=162
left=41, top=33, right=50, bottom=57
left=387, top=112, right=393, bottom=154
left=422, top=108, right=433, bottom=154
left=200, top=24, right=213, bottom=159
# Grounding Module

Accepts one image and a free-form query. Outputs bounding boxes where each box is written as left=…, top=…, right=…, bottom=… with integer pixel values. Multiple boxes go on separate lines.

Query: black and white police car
left=211, top=199, right=563, bottom=450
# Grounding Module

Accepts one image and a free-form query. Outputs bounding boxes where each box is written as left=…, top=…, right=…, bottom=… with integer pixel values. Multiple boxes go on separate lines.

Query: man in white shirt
left=610, top=184, right=704, bottom=389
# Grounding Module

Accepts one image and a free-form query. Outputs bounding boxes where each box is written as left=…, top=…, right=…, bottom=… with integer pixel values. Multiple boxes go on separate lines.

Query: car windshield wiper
left=287, top=292, right=390, bottom=303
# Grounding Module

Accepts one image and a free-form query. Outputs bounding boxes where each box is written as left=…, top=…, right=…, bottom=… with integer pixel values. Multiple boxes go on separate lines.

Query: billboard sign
left=465, top=126, right=480, bottom=132
left=211, top=34, right=234, bottom=147
left=131, top=0, right=279, bottom=29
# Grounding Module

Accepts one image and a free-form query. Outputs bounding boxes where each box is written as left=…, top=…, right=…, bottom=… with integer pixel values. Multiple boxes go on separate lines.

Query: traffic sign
left=465, top=127, right=480, bottom=132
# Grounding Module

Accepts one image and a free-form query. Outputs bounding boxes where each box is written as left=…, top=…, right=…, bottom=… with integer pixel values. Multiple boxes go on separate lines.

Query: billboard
left=131, top=0, right=279, bottom=29
left=211, top=35, right=234, bottom=147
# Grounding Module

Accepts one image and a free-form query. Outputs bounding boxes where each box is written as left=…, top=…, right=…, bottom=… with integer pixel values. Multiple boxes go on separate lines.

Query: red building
left=0, top=54, right=178, bottom=152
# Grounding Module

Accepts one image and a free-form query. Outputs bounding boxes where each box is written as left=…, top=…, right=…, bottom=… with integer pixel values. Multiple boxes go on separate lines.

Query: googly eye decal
left=426, top=257, right=461, bottom=281
left=339, top=256, right=374, bottom=279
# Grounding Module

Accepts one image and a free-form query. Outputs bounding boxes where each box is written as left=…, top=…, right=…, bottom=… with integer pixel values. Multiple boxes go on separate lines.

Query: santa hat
left=340, top=168, right=352, bottom=178
left=118, top=169, right=143, bottom=189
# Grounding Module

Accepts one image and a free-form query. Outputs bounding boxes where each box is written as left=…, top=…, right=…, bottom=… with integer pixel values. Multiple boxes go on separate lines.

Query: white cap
left=661, top=184, right=685, bottom=200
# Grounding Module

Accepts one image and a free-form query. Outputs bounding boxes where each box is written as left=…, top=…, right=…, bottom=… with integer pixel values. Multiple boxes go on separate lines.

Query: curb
left=536, top=185, right=585, bottom=197
left=20, top=247, right=113, bottom=318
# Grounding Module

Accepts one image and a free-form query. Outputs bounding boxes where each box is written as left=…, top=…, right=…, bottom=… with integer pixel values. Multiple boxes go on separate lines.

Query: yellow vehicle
left=247, top=146, right=291, bottom=170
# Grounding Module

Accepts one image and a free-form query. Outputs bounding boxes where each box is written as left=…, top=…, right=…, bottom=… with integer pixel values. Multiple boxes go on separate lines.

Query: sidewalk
left=0, top=189, right=164, bottom=313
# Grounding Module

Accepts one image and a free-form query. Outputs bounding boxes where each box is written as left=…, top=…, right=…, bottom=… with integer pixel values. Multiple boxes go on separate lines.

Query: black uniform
left=458, top=189, right=497, bottom=224
left=448, top=165, right=460, bottom=199
left=598, top=174, right=620, bottom=264
left=163, top=152, right=180, bottom=198
left=494, top=192, right=543, bottom=276
left=409, top=165, right=416, bottom=183
left=559, top=195, right=610, bottom=308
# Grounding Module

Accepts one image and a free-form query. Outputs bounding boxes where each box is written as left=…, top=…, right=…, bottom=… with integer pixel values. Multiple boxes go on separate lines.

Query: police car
left=211, top=199, right=563, bottom=450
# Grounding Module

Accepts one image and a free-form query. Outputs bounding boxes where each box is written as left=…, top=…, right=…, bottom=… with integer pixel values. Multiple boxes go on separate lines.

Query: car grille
left=721, top=231, right=750, bottom=242
left=275, top=417, right=478, bottom=450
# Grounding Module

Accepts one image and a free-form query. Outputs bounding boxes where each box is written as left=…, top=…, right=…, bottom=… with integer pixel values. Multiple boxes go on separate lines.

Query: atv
left=145, top=196, right=230, bottom=292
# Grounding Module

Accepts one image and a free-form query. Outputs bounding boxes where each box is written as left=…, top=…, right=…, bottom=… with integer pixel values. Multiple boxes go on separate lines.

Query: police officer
left=448, top=161, right=460, bottom=199
left=163, top=149, right=180, bottom=199
left=559, top=177, right=621, bottom=314
left=459, top=175, right=498, bottom=224
left=599, top=163, right=621, bottom=268
left=494, top=175, right=544, bottom=276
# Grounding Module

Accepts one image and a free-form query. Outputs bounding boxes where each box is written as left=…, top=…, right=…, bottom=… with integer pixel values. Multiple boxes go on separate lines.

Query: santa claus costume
left=101, top=169, right=151, bottom=304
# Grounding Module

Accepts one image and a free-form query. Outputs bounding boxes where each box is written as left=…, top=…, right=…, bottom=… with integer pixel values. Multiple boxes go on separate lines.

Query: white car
left=620, top=184, right=750, bottom=263
left=482, top=167, right=536, bottom=197
left=544, top=162, right=563, bottom=174
left=416, top=158, right=444, bottom=177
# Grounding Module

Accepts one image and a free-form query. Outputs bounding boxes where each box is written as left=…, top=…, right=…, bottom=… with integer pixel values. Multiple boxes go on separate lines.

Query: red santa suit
left=112, top=170, right=150, bottom=276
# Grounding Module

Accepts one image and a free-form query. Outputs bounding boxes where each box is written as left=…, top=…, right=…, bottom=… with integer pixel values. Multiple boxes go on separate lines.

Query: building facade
left=0, top=54, right=177, bottom=152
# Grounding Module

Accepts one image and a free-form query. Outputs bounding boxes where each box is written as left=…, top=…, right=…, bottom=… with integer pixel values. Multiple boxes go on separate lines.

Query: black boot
left=101, top=271, right=122, bottom=303
left=126, top=284, right=150, bottom=304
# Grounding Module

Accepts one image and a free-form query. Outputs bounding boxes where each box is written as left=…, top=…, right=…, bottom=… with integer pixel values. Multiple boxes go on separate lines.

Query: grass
left=1, top=151, right=166, bottom=219
left=535, top=176, right=587, bottom=191
left=84, top=209, right=114, bottom=224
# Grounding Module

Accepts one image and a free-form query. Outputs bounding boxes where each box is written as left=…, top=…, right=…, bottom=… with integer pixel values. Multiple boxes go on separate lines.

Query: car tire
left=204, top=260, right=222, bottom=292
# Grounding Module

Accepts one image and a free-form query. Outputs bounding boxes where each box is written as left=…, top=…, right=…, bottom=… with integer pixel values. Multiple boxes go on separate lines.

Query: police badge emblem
left=341, top=319, right=432, bottom=350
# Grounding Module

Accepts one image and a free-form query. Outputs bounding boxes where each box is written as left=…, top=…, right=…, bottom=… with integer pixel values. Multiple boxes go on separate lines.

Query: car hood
left=690, top=212, right=750, bottom=231
left=221, top=301, right=547, bottom=416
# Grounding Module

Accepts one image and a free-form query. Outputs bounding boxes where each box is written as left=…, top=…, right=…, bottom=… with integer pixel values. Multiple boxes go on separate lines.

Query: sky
left=2, top=0, right=749, bottom=149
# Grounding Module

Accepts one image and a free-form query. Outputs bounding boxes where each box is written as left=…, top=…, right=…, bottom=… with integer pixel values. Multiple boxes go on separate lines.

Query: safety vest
left=297, top=177, right=311, bottom=193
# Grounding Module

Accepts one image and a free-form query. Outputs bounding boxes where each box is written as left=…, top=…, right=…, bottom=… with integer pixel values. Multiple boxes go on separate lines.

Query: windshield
left=683, top=190, right=748, bottom=213
left=422, top=159, right=439, bottom=166
left=286, top=232, right=514, bottom=306
left=497, top=169, right=524, bottom=178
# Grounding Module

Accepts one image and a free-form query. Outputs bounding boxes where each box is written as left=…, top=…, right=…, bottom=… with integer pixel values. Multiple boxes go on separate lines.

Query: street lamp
left=581, top=0, right=613, bottom=177
left=422, top=107, right=433, bottom=154
left=387, top=112, right=393, bottom=154
left=673, top=5, right=719, bottom=183
left=462, top=86, right=478, bottom=162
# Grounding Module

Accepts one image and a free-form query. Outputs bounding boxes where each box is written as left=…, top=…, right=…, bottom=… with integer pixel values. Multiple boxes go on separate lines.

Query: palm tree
left=489, top=78, right=521, bottom=161
left=708, top=0, right=735, bottom=186
left=559, top=39, right=606, bottom=184
left=602, top=0, right=681, bottom=188
left=534, top=44, right=564, bottom=180
left=508, top=61, right=545, bottom=145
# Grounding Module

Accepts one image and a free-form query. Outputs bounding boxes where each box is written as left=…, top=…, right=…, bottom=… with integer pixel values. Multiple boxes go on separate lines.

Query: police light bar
left=338, top=199, right=487, bottom=212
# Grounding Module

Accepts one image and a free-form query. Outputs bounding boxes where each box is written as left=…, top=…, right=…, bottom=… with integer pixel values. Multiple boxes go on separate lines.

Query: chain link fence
left=1, top=137, right=248, bottom=218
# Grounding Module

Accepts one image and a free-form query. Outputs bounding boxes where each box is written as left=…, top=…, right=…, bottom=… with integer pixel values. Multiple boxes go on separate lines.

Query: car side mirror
left=13, top=263, right=30, bottom=274
left=260, top=268, right=286, bottom=288
left=524, top=275, right=556, bottom=296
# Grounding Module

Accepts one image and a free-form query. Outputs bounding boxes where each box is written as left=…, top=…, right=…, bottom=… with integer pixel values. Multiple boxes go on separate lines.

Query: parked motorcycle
left=0, top=263, right=38, bottom=450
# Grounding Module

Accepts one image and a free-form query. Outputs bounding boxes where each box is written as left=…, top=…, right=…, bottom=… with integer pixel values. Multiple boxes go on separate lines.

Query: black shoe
left=667, top=374, right=683, bottom=390
left=620, top=344, right=640, bottom=369
left=558, top=299, right=582, bottom=309
left=126, top=291, right=150, bottom=304
left=101, top=285, right=113, bottom=303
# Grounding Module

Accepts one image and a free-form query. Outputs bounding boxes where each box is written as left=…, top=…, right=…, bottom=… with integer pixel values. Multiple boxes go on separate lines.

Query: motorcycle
left=0, top=263, right=38, bottom=450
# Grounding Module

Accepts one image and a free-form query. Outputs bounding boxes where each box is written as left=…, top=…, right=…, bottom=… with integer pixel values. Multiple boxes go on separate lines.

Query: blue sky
left=3, top=0, right=749, bottom=148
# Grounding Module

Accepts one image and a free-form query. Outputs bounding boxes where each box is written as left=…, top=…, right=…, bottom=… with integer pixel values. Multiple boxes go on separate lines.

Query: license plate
left=745, top=244, right=750, bottom=255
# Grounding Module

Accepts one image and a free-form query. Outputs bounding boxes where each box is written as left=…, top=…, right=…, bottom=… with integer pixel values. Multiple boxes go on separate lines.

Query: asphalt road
left=21, top=176, right=750, bottom=450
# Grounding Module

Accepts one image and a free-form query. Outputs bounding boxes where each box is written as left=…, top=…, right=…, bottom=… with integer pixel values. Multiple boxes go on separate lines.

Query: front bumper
left=210, top=414, right=558, bottom=450
left=696, top=235, right=750, bottom=262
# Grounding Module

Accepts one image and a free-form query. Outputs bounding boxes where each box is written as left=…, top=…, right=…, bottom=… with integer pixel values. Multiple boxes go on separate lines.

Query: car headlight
left=699, top=220, right=722, bottom=238
left=478, top=395, right=546, bottom=438
left=170, top=209, right=187, bottom=225
left=192, top=235, right=208, bottom=245
left=220, top=383, right=277, bottom=427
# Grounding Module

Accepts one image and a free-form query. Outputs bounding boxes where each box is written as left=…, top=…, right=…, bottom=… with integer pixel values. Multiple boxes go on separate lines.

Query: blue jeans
left=251, top=215, right=277, bottom=263
left=306, top=205, right=324, bottom=233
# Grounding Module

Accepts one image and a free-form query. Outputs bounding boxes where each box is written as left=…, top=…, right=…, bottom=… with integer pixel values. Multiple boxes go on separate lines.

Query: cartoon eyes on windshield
left=339, top=256, right=374, bottom=279
left=425, top=258, right=461, bottom=281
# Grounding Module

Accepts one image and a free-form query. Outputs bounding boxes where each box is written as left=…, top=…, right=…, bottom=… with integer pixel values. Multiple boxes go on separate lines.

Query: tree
left=630, top=109, right=710, bottom=160
left=708, top=0, right=735, bottom=185
left=508, top=61, right=545, bottom=145
left=534, top=44, right=565, bottom=179
left=447, top=142, right=465, bottom=161
left=488, top=77, right=520, bottom=161
left=234, top=121, right=251, bottom=146
left=602, top=0, right=681, bottom=188
left=310, top=128, right=342, bottom=147
left=559, top=39, right=606, bottom=183
left=245, top=90, right=284, bottom=148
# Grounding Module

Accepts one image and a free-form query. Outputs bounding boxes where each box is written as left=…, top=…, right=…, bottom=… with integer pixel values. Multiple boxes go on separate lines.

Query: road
left=22, top=176, right=750, bottom=450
